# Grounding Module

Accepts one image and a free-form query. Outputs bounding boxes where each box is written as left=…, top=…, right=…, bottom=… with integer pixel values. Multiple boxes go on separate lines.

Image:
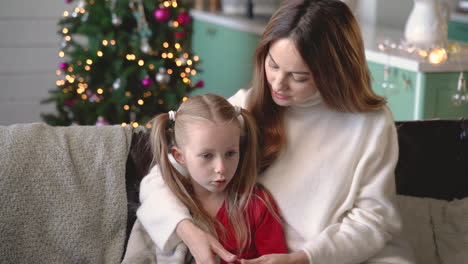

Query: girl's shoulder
left=227, top=88, right=251, bottom=108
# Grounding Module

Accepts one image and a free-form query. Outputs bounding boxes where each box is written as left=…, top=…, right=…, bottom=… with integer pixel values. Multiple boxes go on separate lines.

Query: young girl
left=146, top=93, right=287, bottom=262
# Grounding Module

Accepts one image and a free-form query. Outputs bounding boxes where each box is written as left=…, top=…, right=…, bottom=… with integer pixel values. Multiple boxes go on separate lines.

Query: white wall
left=0, top=0, right=455, bottom=125
left=0, top=0, right=67, bottom=125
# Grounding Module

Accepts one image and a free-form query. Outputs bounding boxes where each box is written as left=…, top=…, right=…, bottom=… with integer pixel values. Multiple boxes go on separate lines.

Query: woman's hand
left=239, top=251, right=309, bottom=264
left=176, top=219, right=237, bottom=264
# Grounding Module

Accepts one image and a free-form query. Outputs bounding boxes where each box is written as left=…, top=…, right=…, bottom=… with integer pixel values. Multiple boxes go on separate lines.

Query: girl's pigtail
left=148, top=113, right=193, bottom=210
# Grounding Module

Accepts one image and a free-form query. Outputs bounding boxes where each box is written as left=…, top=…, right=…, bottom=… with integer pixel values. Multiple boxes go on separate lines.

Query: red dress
left=215, top=187, right=288, bottom=262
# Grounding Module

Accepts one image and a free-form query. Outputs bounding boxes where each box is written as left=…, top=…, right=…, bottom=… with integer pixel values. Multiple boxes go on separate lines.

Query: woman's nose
left=271, top=73, right=286, bottom=91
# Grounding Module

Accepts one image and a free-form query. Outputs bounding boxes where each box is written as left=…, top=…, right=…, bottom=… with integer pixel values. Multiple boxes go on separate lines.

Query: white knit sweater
left=137, top=89, right=415, bottom=264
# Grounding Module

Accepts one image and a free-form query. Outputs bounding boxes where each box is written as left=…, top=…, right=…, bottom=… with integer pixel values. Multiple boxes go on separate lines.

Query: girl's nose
left=214, top=158, right=227, bottom=174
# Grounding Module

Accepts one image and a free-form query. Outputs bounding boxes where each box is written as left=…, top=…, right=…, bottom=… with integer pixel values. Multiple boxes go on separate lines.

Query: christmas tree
left=41, top=0, right=203, bottom=127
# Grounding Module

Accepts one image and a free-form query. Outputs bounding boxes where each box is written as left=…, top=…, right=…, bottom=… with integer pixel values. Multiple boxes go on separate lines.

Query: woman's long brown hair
left=248, top=0, right=386, bottom=171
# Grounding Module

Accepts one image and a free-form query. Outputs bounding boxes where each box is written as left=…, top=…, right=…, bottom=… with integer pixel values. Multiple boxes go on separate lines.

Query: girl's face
left=265, top=38, right=317, bottom=106
left=172, top=121, right=240, bottom=199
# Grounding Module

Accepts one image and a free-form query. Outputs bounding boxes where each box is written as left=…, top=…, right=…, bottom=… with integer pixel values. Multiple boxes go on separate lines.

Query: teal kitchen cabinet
left=449, top=12, right=468, bottom=42
left=190, top=16, right=261, bottom=98
left=368, top=61, right=468, bottom=120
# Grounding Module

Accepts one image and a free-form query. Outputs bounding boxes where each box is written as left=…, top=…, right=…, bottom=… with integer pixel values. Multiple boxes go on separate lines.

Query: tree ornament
left=60, top=38, right=68, bottom=49
left=112, top=13, right=122, bottom=26
left=64, top=99, right=77, bottom=108
left=95, top=116, right=110, bottom=126
left=112, top=78, right=121, bottom=90
left=195, top=80, right=204, bottom=88
left=81, top=12, right=89, bottom=22
left=129, top=0, right=138, bottom=11
left=178, top=55, right=187, bottom=65
left=65, top=0, right=72, bottom=3
left=176, top=12, right=191, bottom=26
left=174, top=31, right=186, bottom=39
left=59, top=62, right=68, bottom=70
left=141, top=77, right=152, bottom=87
left=155, top=67, right=170, bottom=84
left=140, top=38, right=151, bottom=53
left=77, top=0, right=85, bottom=9
left=154, top=8, right=170, bottom=22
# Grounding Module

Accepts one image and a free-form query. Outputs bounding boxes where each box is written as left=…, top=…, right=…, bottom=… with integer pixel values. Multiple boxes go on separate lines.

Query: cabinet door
left=191, top=19, right=260, bottom=98
left=422, top=71, right=468, bottom=119
left=368, top=62, right=417, bottom=121
left=448, top=21, right=468, bottom=42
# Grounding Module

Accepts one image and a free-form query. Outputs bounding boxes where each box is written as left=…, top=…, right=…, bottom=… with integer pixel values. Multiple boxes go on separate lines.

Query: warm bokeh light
left=428, top=48, right=448, bottom=65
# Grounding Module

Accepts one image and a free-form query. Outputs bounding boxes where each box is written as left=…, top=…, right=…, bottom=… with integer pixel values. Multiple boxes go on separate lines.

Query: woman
left=137, top=1, right=415, bottom=263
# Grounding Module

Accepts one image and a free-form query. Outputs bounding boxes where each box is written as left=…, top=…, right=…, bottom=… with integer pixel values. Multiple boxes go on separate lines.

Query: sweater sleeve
left=302, top=110, right=402, bottom=264
left=251, top=188, right=288, bottom=256
left=137, top=164, right=192, bottom=252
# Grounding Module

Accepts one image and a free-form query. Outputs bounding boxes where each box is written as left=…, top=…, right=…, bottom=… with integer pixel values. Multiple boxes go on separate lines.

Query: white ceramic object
left=341, top=0, right=358, bottom=12
left=404, top=0, right=451, bottom=47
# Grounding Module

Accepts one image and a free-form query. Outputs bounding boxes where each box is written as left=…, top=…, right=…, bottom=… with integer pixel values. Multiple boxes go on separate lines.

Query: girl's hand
left=239, top=251, right=309, bottom=264
left=176, top=219, right=237, bottom=264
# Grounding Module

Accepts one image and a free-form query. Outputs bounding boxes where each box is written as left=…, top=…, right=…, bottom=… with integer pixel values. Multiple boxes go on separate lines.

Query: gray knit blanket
left=0, top=123, right=132, bottom=264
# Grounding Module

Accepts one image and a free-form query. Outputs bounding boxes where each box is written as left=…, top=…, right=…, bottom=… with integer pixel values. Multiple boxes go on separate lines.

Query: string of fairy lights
left=56, top=0, right=202, bottom=127
left=377, top=39, right=467, bottom=105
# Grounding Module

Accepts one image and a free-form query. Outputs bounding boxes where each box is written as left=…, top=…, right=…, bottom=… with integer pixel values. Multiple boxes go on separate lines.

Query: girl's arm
left=138, top=165, right=237, bottom=262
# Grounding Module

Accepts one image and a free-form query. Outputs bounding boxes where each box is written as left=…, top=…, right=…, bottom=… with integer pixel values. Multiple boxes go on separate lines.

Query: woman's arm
left=137, top=164, right=192, bottom=252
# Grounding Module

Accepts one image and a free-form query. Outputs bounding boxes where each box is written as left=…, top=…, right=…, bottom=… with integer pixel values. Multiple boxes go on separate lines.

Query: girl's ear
left=171, top=146, right=185, bottom=165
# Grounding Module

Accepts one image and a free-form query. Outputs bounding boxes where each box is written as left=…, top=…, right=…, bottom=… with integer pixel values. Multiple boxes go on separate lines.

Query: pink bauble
left=174, top=31, right=186, bottom=39
left=176, top=12, right=191, bottom=26
left=142, top=78, right=152, bottom=87
left=196, top=80, right=204, bottom=88
left=154, top=8, right=170, bottom=22
left=65, top=0, right=72, bottom=3
left=64, top=99, right=76, bottom=107
left=95, top=117, right=110, bottom=126
left=59, top=62, right=68, bottom=70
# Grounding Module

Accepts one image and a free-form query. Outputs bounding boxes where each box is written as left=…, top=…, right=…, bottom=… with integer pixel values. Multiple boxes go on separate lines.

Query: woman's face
left=265, top=38, right=317, bottom=106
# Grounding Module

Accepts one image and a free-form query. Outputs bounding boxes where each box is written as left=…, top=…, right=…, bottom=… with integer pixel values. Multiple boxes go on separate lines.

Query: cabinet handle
left=206, top=27, right=217, bottom=36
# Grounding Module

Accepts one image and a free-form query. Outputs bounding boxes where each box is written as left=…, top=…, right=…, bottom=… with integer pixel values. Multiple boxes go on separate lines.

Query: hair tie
left=168, top=110, right=176, bottom=122
left=234, top=106, right=242, bottom=116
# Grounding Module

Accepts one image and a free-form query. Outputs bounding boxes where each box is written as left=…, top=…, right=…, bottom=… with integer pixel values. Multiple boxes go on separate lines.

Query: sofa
left=1, top=119, right=467, bottom=264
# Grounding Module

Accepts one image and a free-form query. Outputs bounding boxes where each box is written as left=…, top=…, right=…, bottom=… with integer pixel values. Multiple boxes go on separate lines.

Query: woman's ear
left=171, top=146, right=185, bottom=165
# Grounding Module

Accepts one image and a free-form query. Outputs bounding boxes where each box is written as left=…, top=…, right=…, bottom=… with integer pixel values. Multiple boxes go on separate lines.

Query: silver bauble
left=113, top=78, right=121, bottom=90
left=112, top=14, right=122, bottom=26
left=140, top=38, right=151, bottom=54
left=155, top=67, right=170, bottom=84
left=179, top=56, right=187, bottom=65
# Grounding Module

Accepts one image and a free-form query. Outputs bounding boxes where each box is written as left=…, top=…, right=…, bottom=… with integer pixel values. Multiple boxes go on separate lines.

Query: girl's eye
left=200, top=153, right=212, bottom=159
left=226, top=151, right=237, bottom=157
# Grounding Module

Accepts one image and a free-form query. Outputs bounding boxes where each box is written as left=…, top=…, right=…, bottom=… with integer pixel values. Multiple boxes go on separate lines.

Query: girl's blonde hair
left=148, top=93, right=275, bottom=254
left=249, top=0, right=386, bottom=171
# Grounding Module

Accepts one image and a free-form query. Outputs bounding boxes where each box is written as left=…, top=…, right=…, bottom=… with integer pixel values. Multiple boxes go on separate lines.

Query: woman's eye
left=292, top=75, right=308, bottom=83
left=269, top=63, right=279, bottom=69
